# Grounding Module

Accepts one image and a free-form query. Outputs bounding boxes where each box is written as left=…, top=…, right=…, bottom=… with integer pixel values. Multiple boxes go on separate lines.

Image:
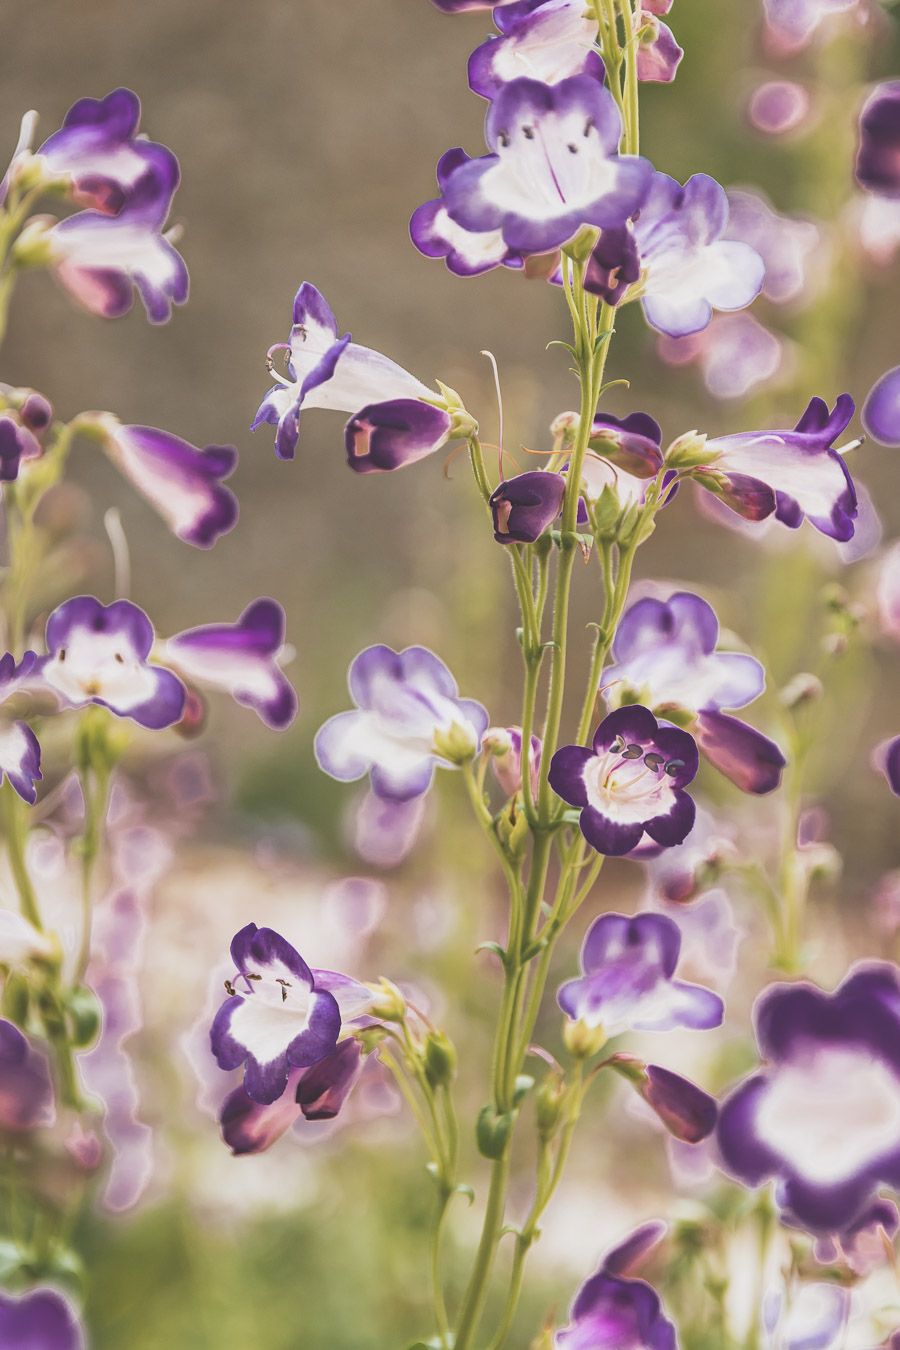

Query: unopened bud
left=433, top=719, right=478, bottom=766
left=367, top=977, right=407, bottom=1023
left=563, top=1018, right=607, bottom=1059
left=19, top=392, right=53, bottom=432
left=11, top=216, right=57, bottom=268
left=535, top=1075, right=567, bottom=1139
left=665, top=430, right=709, bottom=469
left=476, top=1104, right=513, bottom=1159
left=66, top=986, right=102, bottom=1049
left=779, top=672, right=823, bottom=710
left=424, top=1031, right=457, bottom=1089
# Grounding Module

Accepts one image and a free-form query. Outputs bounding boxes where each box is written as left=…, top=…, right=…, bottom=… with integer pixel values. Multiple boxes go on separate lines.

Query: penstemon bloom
left=874, top=735, right=900, bottom=796
left=856, top=82, right=900, bottom=199
left=555, top=1222, right=677, bottom=1349
left=0, top=652, right=43, bottom=804
left=466, top=0, right=604, bottom=101
left=863, top=365, right=900, bottom=448
left=0, top=1019, right=54, bottom=1132
left=315, top=644, right=488, bottom=801
left=761, top=1282, right=849, bottom=1350
left=549, top=706, right=699, bottom=856
left=489, top=470, right=566, bottom=542
left=410, top=148, right=521, bottom=277
left=0, top=1287, right=84, bottom=1350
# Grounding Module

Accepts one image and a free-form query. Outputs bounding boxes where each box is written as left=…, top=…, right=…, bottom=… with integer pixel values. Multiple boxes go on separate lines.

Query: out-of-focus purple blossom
left=649, top=888, right=742, bottom=993
left=100, top=419, right=238, bottom=549
left=856, top=82, right=900, bottom=200
left=163, top=600, right=297, bottom=731
left=873, top=736, right=900, bottom=797
left=748, top=81, right=812, bottom=136
left=351, top=790, right=427, bottom=868
left=0, top=1286, right=85, bottom=1350
left=490, top=470, right=566, bottom=542
left=0, top=907, right=53, bottom=966
left=0, top=1019, right=54, bottom=1132
left=876, top=543, right=900, bottom=642
left=761, top=1282, right=850, bottom=1350
left=695, top=710, right=787, bottom=796
left=855, top=192, right=900, bottom=264
left=641, top=804, right=736, bottom=904
left=639, top=1063, right=718, bottom=1143
left=467, top=0, right=603, bottom=101
left=0, top=413, right=40, bottom=482
left=815, top=1197, right=900, bottom=1276
left=315, top=645, right=488, bottom=801
left=725, top=189, right=821, bottom=306
left=873, top=870, right=900, bottom=937
left=410, top=148, right=522, bottom=278
left=253, top=283, right=443, bottom=462
left=485, top=725, right=542, bottom=798
left=634, top=172, right=765, bottom=338
left=636, top=13, right=683, bottom=84
left=555, top=1224, right=677, bottom=1348
left=656, top=314, right=787, bottom=401
left=557, top=911, right=724, bottom=1034
left=220, top=1039, right=363, bottom=1155
left=763, top=0, right=858, bottom=50
left=442, top=76, right=652, bottom=255
left=550, top=706, right=699, bottom=856
left=717, top=963, right=900, bottom=1234
left=863, top=366, right=900, bottom=448
left=697, top=394, right=858, bottom=541
left=0, top=652, right=42, bottom=804
left=39, top=596, right=186, bottom=729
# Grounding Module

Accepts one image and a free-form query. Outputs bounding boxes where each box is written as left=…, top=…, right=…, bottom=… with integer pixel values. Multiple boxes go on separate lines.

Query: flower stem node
left=665, top=430, right=709, bottom=469
left=432, top=719, right=480, bottom=766
left=563, top=1018, right=607, bottom=1060
left=476, top=1104, right=514, bottom=1160
left=424, top=1031, right=457, bottom=1089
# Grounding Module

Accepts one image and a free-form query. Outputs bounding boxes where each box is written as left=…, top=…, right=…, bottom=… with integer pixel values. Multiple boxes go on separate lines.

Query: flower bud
left=665, top=430, right=709, bottom=469
left=489, top=471, right=566, bottom=545
left=11, top=216, right=58, bottom=268
left=639, top=1064, right=717, bottom=1143
left=432, top=718, right=479, bottom=765
left=367, top=977, right=407, bottom=1022
left=563, top=1018, right=607, bottom=1060
left=65, top=986, right=102, bottom=1049
left=476, top=1104, right=513, bottom=1159
left=535, top=1075, right=567, bottom=1139
left=424, top=1031, right=457, bottom=1089
left=20, top=392, right=53, bottom=432
left=496, top=800, right=531, bottom=858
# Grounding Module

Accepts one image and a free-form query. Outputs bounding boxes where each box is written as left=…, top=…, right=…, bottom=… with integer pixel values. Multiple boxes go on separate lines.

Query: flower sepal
left=563, top=1018, right=607, bottom=1060
left=665, top=429, right=709, bottom=469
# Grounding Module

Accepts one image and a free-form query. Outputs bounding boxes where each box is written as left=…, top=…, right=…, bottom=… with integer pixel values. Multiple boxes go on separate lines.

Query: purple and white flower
left=636, top=12, right=683, bottom=85
left=0, top=1287, right=84, bottom=1350
left=604, top=591, right=785, bottom=794
left=555, top=1223, right=677, bottom=1349
left=344, top=398, right=452, bottom=474
left=638, top=1063, right=718, bottom=1143
left=315, top=645, right=488, bottom=801
left=162, top=600, right=298, bottom=731
left=210, top=924, right=343, bottom=1106
left=39, top=597, right=186, bottom=730
left=557, top=911, right=724, bottom=1034
left=696, top=393, right=858, bottom=541
left=467, top=1, right=603, bottom=101
left=764, top=0, right=857, bottom=50
left=220, top=1038, right=363, bottom=1154
left=633, top=172, right=765, bottom=337
left=252, top=282, right=447, bottom=463
left=99, top=419, right=238, bottom=549
left=410, top=149, right=520, bottom=277
left=0, top=1018, right=54, bottom=1132
left=0, top=652, right=42, bottom=805
left=485, top=725, right=542, bottom=798
left=725, top=189, right=821, bottom=306
left=762, top=1282, right=850, bottom=1350
left=856, top=82, right=900, bottom=199
left=442, top=76, right=652, bottom=255
left=717, top=963, right=900, bottom=1234
left=863, top=366, right=900, bottom=448
left=549, top=706, right=699, bottom=856
left=489, top=470, right=566, bottom=542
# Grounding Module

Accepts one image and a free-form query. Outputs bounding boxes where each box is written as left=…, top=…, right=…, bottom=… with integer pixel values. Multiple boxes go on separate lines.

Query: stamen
left=481, top=349, right=506, bottom=479
left=224, top=979, right=236, bottom=997
left=621, top=743, right=643, bottom=760
left=664, top=759, right=685, bottom=776
left=266, top=343, right=293, bottom=386
left=104, top=507, right=131, bottom=601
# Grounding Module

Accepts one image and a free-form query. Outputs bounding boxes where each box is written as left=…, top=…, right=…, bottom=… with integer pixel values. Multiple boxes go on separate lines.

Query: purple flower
left=489, top=470, right=566, bottom=542
left=762, top=1282, right=850, bottom=1350
left=163, top=600, right=298, bottom=731
left=556, top=1226, right=677, bottom=1349
left=344, top=398, right=452, bottom=474
left=748, top=80, right=812, bottom=137
left=485, top=725, right=542, bottom=797
left=581, top=226, right=641, bottom=303
left=252, top=282, right=441, bottom=461
left=863, top=366, right=900, bottom=448
left=717, top=963, right=900, bottom=1234
left=0, top=413, right=40, bottom=482
left=636, top=14, right=683, bottom=85
left=634, top=172, right=765, bottom=337
left=39, top=596, right=186, bottom=729
left=725, top=189, right=821, bottom=306
left=467, top=1, right=603, bottom=101
left=698, top=393, right=858, bottom=541
left=410, top=148, right=521, bottom=277
left=0, top=653, right=42, bottom=805
left=856, top=82, right=900, bottom=199
left=0, top=1019, right=54, bottom=1132
left=557, top=911, right=724, bottom=1034
left=315, top=645, right=488, bottom=801
left=100, top=420, right=238, bottom=548
left=430, top=0, right=509, bottom=9
left=0, top=1287, right=84, bottom=1350
left=877, top=542, right=900, bottom=642
left=664, top=313, right=785, bottom=401
left=210, top=924, right=343, bottom=1106
left=351, top=790, right=427, bottom=868
left=604, top=591, right=785, bottom=795
left=45, top=158, right=188, bottom=324
left=549, top=706, right=699, bottom=856
left=639, top=1063, right=718, bottom=1142
left=816, top=1197, right=900, bottom=1276
left=873, top=736, right=900, bottom=797
left=589, top=411, right=664, bottom=477
left=36, top=88, right=177, bottom=216
left=764, top=0, right=857, bottom=48
left=442, top=76, right=652, bottom=255
left=220, top=1039, right=363, bottom=1154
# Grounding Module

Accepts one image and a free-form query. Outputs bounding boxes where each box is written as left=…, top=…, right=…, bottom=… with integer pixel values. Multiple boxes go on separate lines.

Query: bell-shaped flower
left=636, top=13, right=683, bottom=84
left=410, top=148, right=521, bottom=277
left=315, top=644, right=488, bottom=801
left=252, top=282, right=445, bottom=462
left=219, top=1039, right=363, bottom=1155
left=35, top=87, right=178, bottom=216
left=467, top=1, right=604, bottom=101
left=490, top=470, right=566, bottom=542
left=863, top=366, right=900, bottom=448
left=0, top=652, right=42, bottom=804
left=39, top=596, right=186, bottom=730
left=589, top=411, right=664, bottom=476
left=558, top=911, right=724, bottom=1035
left=856, top=82, right=900, bottom=200
left=555, top=1223, right=677, bottom=1349
left=696, top=393, right=858, bottom=541
left=99, top=418, right=238, bottom=548
left=631, top=1061, right=719, bottom=1142
left=604, top=591, right=784, bottom=794
left=485, top=725, right=542, bottom=798
left=210, top=924, right=343, bottom=1106
left=344, top=398, right=452, bottom=474
left=0, top=1019, right=55, bottom=1132
left=41, top=159, right=188, bottom=324
left=634, top=172, right=765, bottom=337
left=762, top=1283, right=849, bottom=1350
left=0, top=1287, right=84, bottom=1350
left=162, top=599, right=298, bottom=731
left=874, top=736, right=900, bottom=797
left=549, top=705, right=699, bottom=856
left=717, top=963, right=900, bottom=1234
left=442, top=75, right=652, bottom=255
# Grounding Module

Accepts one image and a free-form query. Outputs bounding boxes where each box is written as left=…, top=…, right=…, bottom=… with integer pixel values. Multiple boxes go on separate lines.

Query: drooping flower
left=344, top=399, right=453, bottom=474
left=162, top=600, right=298, bottom=731
left=0, top=1019, right=55, bottom=1132
left=489, top=470, right=566, bottom=543
left=555, top=1223, right=677, bottom=1349
left=39, top=596, right=186, bottom=729
left=856, top=82, right=900, bottom=200
left=220, top=1039, right=363, bottom=1155
left=315, top=645, right=488, bottom=801
left=635, top=12, right=683, bottom=84
left=549, top=706, right=699, bottom=856
left=761, top=1282, right=850, bottom=1350
left=637, top=1063, right=718, bottom=1143
left=863, top=366, right=900, bottom=448
left=252, top=282, right=448, bottom=463
left=0, top=1286, right=84, bottom=1350
left=210, top=924, right=344, bottom=1106
left=99, top=419, right=238, bottom=548
left=410, top=148, right=521, bottom=277
left=694, top=393, right=858, bottom=541
left=0, top=652, right=43, bottom=805
left=633, top=172, right=765, bottom=338
left=442, top=75, right=652, bottom=255
left=558, top=911, right=724, bottom=1034
left=467, top=1, right=604, bottom=101
left=35, top=87, right=178, bottom=216
left=717, top=963, right=900, bottom=1234
left=604, top=591, right=785, bottom=794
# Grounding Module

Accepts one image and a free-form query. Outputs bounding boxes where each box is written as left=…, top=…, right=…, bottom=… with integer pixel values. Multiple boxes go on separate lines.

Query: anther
left=621, top=743, right=643, bottom=760
left=664, top=759, right=685, bottom=776
left=523, top=126, right=535, bottom=140
left=224, top=979, right=236, bottom=997
left=643, top=752, right=664, bottom=772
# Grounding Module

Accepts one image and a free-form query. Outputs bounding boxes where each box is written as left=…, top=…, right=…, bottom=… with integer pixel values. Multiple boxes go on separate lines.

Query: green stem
left=2, top=782, right=42, bottom=930
left=451, top=1152, right=510, bottom=1350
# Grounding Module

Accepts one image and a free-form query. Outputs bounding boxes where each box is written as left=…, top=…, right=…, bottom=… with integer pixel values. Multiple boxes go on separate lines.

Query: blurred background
left=2, top=1, right=900, bottom=1345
